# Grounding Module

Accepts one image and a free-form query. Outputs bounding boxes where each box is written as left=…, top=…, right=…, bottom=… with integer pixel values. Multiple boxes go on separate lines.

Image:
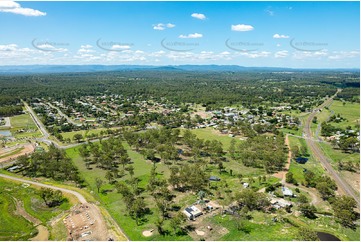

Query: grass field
left=319, top=142, right=360, bottom=166
left=328, top=101, right=360, bottom=129
left=189, top=127, right=242, bottom=150
left=287, top=136, right=325, bottom=184
left=66, top=143, right=192, bottom=241
left=10, top=114, right=42, bottom=138
left=61, top=128, right=117, bottom=142
left=0, top=177, right=72, bottom=240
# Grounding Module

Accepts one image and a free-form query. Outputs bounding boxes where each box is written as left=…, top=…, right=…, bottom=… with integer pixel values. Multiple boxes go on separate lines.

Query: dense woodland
left=0, top=70, right=358, bottom=110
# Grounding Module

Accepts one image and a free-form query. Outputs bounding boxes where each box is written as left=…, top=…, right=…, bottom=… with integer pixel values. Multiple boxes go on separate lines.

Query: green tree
left=73, top=133, right=83, bottom=143
left=95, top=177, right=103, bottom=193
left=332, top=195, right=357, bottom=228
left=297, top=227, right=319, bottom=241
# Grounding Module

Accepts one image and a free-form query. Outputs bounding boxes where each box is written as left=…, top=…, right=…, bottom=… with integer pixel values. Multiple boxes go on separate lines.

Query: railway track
left=303, top=89, right=360, bottom=206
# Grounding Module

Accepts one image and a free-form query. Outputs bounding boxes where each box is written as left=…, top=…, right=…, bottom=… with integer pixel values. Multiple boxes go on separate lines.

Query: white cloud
left=275, top=50, right=289, bottom=58
left=111, top=45, right=131, bottom=50
left=276, top=44, right=281, bottom=47
left=239, top=51, right=271, bottom=58
left=0, top=1, right=46, bottom=16
left=231, top=24, right=254, bottom=32
left=328, top=50, right=359, bottom=60
left=191, top=13, right=206, bottom=20
left=273, top=34, right=290, bottom=39
left=153, top=23, right=175, bottom=30
left=179, top=33, right=203, bottom=39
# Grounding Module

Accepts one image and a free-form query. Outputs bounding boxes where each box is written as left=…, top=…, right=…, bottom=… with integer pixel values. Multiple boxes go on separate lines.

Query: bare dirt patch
left=0, top=144, right=34, bottom=163
left=63, top=203, right=111, bottom=241
left=142, top=229, right=154, bottom=237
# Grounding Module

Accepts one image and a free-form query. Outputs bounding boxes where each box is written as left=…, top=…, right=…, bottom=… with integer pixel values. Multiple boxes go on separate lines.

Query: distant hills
left=0, top=65, right=358, bottom=74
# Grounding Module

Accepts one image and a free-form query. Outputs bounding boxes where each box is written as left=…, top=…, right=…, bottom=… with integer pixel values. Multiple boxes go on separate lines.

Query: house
left=183, top=205, right=203, bottom=220
left=209, top=176, right=221, bottom=181
left=270, top=198, right=292, bottom=209
left=282, top=186, right=293, bottom=197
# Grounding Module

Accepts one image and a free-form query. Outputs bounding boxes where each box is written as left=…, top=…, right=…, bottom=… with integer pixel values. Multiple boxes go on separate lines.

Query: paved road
left=0, top=173, right=87, bottom=203
left=304, top=89, right=360, bottom=206
left=23, top=102, right=50, bottom=138
left=47, top=102, right=78, bottom=126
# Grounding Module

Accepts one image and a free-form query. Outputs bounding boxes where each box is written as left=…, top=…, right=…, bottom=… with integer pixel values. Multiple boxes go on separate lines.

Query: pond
left=317, top=232, right=340, bottom=241
left=295, top=157, right=308, bottom=164
left=0, top=130, right=12, bottom=137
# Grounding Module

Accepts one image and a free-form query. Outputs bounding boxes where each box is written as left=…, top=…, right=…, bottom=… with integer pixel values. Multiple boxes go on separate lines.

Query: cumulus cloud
left=273, top=34, right=289, bottom=39
left=0, top=1, right=46, bottom=16
left=153, top=23, right=175, bottom=30
left=231, top=24, right=254, bottom=32
left=191, top=13, right=206, bottom=20
left=111, top=45, right=131, bottom=50
left=179, top=33, right=203, bottom=39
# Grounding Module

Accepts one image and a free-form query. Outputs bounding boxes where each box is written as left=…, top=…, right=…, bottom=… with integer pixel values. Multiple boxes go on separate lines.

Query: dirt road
left=0, top=144, right=34, bottom=164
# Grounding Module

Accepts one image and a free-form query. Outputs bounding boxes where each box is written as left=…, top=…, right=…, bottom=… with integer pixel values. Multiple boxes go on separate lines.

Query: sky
left=0, top=0, right=360, bottom=68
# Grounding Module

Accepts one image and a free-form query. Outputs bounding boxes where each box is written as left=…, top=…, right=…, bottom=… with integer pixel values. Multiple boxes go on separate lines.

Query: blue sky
left=0, top=1, right=359, bottom=68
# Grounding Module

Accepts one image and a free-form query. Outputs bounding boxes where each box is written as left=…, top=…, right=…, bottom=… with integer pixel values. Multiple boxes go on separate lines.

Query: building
left=282, top=186, right=293, bottom=197
left=183, top=205, right=203, bottom=220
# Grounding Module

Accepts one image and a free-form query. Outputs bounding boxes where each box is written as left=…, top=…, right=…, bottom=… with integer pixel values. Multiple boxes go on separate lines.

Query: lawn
left=10, top=113, right=42, bottom=138
left=189, top=127, right=242, bottom=150
left=328, top=101, right=360, bottom=129
left=0, top=177, right=72, bottom=240
left=319, top=142, right=360, bottom=167
left=61, top=127, right=118, bottom=142
left=287, top=136, right=325, bottom=184
left=210, top=211, right=299, bottom=241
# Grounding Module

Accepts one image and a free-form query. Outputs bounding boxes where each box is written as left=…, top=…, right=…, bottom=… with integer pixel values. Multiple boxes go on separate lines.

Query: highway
left=303, top=89, right=360, bottom=206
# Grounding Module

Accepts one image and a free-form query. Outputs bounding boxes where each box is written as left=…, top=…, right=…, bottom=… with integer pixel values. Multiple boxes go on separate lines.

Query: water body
left=317, top=232, right=340, bottom=241
left=295, top=157, right=308, bottom=164
left=0, top=130, right=12, bottom=136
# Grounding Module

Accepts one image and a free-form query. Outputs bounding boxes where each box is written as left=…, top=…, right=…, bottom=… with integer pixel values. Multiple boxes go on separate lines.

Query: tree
left=316, top=182, right=335, bottom=200
left=299, top=203, right=317, bottom=219
left=39, top=188, right=64, bottom=207
left=286, top=172, right=296, bottom=184
left=170, top=212, right=186, bottom=235
left=95, top=178, right=103, bottom=193
left=105, top=170, right=114, bottom=183
left=297, top=227, right=319, bottom=241
left=125, top=165, right=135, bottom=179
left=229, top=139, right=236, bottom=159
left=73, top=133, right=83, bottom=143
left=332, top=195, right=357, bottom=228
left=130, top=196, right=147, bottom=225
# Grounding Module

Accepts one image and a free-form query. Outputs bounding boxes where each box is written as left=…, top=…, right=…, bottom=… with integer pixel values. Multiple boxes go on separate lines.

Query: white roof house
left=282, top=186, right=293, bottom=197
left=183, top=205, right=203, bottom=220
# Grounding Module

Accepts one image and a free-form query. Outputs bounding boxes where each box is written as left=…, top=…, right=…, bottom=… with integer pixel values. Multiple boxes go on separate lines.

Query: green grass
left=210, top=212, right=299, bottom=241
left=328, top=101, right=360, bottom=129
left=66, top=142, right=192, bottom=240
left=9, top=114, right=41, bottom=138
left=49, top=215, right=68, bottom=241
left=189, top=127, right=242, bottom=150
left=61, top=128, right=117, bottom=141
left=319, top=142, right=360, bottom=167
left=0, top=177, right=71, bottom=240
left=0, top=192, right=37, bottom=241
left=287, top=136, right=325, bottom=184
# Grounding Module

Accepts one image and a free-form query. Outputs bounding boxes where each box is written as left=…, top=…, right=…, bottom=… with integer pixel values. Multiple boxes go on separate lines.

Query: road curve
left=304, top=89, right=360, bottom=206
left=0, top=173, right=87, bottom=204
